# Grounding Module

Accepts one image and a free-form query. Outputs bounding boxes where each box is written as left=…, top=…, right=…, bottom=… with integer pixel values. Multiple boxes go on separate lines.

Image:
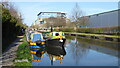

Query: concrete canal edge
left=64, top=32, right=120, bottom=42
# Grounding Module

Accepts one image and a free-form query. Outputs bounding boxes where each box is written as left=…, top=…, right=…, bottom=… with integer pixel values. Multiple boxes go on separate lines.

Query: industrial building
left=87, top=9, right=119, bottom=27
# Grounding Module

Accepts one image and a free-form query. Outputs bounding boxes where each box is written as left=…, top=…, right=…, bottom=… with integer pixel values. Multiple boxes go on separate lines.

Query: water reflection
left=30, top=43, right=66, bottom=65
left=31, top=36, right=119, bottom=66
left=46, top=45, right=66, bottom=65
left=77, top=37, right=119, bottom=58
left=30, top=47, right=45, bottom=61
left=66, top=36, right=119, bottom=58
left=66, top=38, right=89, bottom=65
left=65, top=36, right=118, bottom=66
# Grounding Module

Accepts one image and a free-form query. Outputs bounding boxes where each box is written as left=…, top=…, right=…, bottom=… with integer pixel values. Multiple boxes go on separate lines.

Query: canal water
left=31, top=36, right=119, bottom=66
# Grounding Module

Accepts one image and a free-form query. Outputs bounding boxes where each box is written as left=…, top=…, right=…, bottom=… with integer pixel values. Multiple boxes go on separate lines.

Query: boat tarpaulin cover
left=32, top=34, right=41, bottom=42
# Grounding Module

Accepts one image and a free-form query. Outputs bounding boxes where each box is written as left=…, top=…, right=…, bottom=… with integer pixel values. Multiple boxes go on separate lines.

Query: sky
left=13, top=2, right=118, bottom=26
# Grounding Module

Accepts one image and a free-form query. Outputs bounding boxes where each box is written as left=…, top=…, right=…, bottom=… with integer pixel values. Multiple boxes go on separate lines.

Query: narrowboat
left=26, top=30, right=38, bottom=42
left=29, top=32, right=45, bottom=49
left=45, top=32, right=66, bottom=46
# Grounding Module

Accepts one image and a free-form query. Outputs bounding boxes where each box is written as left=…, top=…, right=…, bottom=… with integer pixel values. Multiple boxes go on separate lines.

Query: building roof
left=88, top=9, right=119, bottom=17
left=37, top=12, right=66, bottom=16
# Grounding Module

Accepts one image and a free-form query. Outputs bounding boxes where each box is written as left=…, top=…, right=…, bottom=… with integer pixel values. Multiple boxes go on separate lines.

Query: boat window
left=32, top=34, right=41, bottom=42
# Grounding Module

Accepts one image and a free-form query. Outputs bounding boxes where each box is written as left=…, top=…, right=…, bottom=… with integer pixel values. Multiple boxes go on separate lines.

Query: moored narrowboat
left=45, top=32, right=66, bottom=46
left=28, top=32, right=45, bottom=49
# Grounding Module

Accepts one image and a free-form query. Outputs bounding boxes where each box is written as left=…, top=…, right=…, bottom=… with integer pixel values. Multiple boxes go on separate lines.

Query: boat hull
left=46, top=38, right=66, bottom=47
left=29, top=45, right=45, bottom=49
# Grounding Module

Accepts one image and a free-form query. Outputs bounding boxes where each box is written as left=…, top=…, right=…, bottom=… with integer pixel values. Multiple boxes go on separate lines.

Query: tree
left=2, top=0, right=28, bottom=52
left=45, top=17, right=66, bottom=28
left=80, top=16, right=89, bottom=27
left=71, top=3, right=88, bottom=28
left=65, top=18, right=76, bottom=28
left=2, top=1, right=24, bottom=26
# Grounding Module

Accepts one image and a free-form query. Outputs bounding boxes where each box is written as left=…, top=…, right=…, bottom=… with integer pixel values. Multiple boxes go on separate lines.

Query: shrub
left=2, top=5, right=28, bottom=52
left=59, top=27, right=74, bottom=32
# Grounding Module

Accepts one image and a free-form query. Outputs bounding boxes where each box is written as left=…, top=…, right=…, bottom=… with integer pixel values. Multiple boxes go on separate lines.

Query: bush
left=59, top=27, right=74, bottom=32
left=2, top=5, right=27, bottom=52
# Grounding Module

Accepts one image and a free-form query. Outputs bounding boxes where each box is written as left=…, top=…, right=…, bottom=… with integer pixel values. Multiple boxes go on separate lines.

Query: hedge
left=2, top=5, right=27, bottom=52
left=60, top=26, right=120, bottom=35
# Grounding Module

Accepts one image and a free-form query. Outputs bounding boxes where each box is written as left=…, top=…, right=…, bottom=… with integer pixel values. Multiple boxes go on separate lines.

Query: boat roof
left=51, top=32, right=63, bottom=33
left=31, top=32, right=42, bottom=34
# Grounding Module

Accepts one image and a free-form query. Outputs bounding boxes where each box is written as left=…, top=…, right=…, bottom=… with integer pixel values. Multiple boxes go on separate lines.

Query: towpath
left=0, top=35, right=24, bottom=67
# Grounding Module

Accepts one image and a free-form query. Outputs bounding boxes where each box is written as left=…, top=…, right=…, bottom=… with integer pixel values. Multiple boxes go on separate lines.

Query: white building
left=37, top=12, right=66, bottom=24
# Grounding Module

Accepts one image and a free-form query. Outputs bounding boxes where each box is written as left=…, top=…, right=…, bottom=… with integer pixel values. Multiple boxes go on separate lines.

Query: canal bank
left=14, top=35, right=32, bottom=66
left=64, top=32, right=120, bottom=42
left=1, top=35, right=24, bottom=66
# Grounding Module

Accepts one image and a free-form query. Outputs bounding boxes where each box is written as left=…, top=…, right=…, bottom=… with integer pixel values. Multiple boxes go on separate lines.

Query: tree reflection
left=67, top=37, right=89, bottom=64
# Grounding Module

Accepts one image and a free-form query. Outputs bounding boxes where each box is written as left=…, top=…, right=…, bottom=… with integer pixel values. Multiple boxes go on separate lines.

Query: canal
left=30, top=36, right=119, bottom=66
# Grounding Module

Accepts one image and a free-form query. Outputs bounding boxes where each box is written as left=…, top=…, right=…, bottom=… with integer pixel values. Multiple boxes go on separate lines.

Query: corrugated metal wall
left=87, top=10, right=118, bottom=27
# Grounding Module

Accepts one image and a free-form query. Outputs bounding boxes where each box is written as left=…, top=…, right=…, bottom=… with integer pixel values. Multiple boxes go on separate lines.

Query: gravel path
left=0, top=35, right=23, bottom=67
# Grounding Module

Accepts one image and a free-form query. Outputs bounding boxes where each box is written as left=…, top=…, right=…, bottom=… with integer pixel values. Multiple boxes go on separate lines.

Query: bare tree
left=2, top=0, right=23, bottom=24
left=71, top=3, right=88, bottom=28
left=65, top=18, right=79, bottom=28
left=80, top=16, right=89, bottom=27
left=2, top=0, right=9, bottom=8
left=45, top=17, right=66, bottom=28
left=45, top=17, right=54, bottom=28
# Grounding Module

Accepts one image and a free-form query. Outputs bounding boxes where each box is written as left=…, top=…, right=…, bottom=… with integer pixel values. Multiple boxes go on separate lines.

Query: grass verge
left=14, top=34, right=32, bottom=66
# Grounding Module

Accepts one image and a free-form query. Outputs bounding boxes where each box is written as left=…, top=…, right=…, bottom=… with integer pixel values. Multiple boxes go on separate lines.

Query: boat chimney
left=51, top=25, right=53, bottom=32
